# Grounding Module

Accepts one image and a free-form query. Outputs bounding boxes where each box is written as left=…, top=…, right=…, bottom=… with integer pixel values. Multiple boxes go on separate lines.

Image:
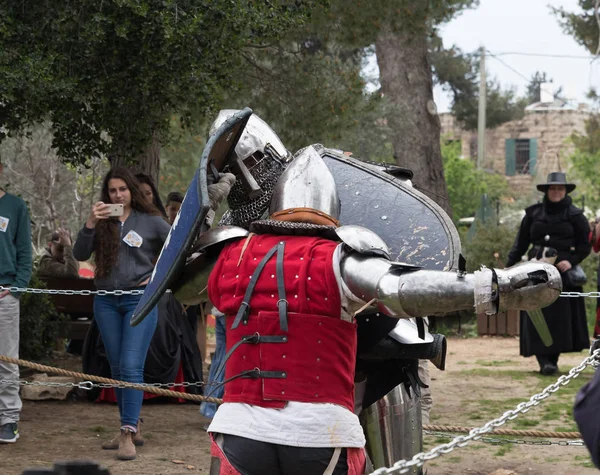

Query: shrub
left=18, top=274, right=67, bottom=361
left=461, top=223, right=518, bottom=272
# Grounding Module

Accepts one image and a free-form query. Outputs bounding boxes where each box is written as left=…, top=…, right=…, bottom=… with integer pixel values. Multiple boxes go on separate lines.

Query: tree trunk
left=109, top=131, right=161, bottom=185
left=375, top=25, right=452, bottom=217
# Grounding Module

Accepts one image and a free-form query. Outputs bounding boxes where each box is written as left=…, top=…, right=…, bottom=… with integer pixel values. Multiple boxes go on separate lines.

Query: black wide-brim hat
left=536, top=172, right=576, bottom=193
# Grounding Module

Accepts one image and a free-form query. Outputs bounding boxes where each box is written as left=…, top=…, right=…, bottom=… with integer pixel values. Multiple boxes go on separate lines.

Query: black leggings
left=221, top=434, right=349, bottom=475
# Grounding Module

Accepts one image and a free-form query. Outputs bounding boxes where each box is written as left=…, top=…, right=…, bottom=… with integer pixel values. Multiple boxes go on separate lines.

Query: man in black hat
left=507, top=172, right=591, bottom=375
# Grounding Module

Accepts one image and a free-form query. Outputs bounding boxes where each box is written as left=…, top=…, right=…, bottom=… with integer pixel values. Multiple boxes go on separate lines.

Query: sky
left=364, top=0, right=599, bottom=112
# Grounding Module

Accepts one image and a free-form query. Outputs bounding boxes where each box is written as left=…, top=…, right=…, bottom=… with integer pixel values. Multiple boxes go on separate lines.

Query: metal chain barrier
left=0, top=285, right=146, bottom=295
left=0, top=378, right=210, bottom=391
left=424, top=430, right=585, bottom=447
left=560, top=291, right=600, bottom=298
left=0, top=354, right=224, bottom=404
left=3, top=283, right=598, bottom=469
left=2, top=285, right=598, bottom=298
left=369, top=348, right=600, bottom=475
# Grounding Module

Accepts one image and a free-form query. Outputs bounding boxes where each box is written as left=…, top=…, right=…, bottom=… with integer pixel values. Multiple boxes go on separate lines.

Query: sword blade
left=526, top=308, right=553, bottom=347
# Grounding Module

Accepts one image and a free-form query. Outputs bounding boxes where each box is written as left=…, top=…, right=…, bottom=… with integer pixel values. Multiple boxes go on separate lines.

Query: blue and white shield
left=130, top=108, right=253, bottom=326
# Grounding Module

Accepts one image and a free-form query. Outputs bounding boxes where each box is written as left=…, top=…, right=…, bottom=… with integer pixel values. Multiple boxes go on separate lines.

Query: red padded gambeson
left=208, top=234, right=357, bottom=411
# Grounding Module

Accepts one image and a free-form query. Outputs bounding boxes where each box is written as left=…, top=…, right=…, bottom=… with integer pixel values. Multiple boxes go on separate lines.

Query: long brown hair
left=94, top=167, right=160, bottom=279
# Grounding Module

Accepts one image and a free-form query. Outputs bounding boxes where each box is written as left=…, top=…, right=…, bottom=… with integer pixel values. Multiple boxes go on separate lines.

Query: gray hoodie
left=73, top=210, right=170, bottom=290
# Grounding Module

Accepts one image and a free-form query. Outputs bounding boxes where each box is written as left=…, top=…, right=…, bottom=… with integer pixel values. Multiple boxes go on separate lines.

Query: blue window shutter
left=529, top=138, right=537, bottom=175
left=505, top=139, right=516, bottom=176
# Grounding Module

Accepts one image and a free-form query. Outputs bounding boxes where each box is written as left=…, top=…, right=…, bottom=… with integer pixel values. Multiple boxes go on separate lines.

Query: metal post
left=477, top=46, right=486, bottom=170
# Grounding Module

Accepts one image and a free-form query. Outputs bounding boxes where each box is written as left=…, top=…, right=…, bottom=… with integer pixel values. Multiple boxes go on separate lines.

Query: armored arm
left=171, top=226, right=249, bottom=305
left=340, top=253, right=562, bottom=318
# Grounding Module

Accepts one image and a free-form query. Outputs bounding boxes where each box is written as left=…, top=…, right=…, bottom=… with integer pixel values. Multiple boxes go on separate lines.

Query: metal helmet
left=209, top=110, right=291, bottom=230
left=209, top=109, right=289, bottom=164
left=269, top=145, right=340, bottom=223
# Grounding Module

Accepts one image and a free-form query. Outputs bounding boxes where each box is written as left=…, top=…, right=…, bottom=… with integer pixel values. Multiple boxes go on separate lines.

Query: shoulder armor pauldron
left=190, top=225, right=249, bottom=256
left=335, top=225, right=391, bottom=259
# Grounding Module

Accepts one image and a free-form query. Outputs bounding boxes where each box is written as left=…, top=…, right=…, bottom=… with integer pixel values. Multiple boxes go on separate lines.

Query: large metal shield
left=321, top=149, right=461, bottom=271
left=131, top=108, right=253, bottom=326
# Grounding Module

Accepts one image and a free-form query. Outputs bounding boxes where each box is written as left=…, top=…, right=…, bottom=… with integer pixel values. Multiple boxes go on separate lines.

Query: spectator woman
left=507, top=172, right=591, bottom=375
left=73, top=167, right=171, bottom=460
left=135, top=173, right=167, bottom=218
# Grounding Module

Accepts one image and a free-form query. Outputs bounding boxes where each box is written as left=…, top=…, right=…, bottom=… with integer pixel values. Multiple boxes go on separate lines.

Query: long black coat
left=507, top=196, right=591, bottom=356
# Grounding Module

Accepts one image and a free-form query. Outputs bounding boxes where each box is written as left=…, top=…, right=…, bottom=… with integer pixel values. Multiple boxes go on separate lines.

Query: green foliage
left=526, top=71, right=562, bottom=103
left=451, top=77, right=528, bottom=130
left=431, top=39, right=529, bottom=130
left=461, top=222, right=518, bottom=272
left=228, top=0, right=481, bottom=163
left=158, top=117, right=206, bottom=199
left=441, top=140, right=511, bottom=221
left=312, top=0, right=479, bottom=45
left=568, top=112, right=600, bottom=211
left=0, top=0, right=317, bottom=165
left=553, top=1, right=600, bottom=55
left=442, top=141, right=486, bottom=220
left=579, top=250, right=598, bottom=336
left=18, top=274, right=67, bottom=361
left=227, top=39, right=381, bottom=155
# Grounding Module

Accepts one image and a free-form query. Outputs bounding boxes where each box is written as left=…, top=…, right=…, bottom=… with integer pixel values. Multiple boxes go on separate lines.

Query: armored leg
left=360, top=384, right=423, bottom=475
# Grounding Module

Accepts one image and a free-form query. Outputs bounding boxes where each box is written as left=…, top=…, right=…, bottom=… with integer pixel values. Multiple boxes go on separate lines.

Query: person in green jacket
left=0, top=156, right=32, bottom=444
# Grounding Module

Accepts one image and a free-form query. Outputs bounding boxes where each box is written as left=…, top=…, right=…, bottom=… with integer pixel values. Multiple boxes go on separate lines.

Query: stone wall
left=439, top=109, right=591, bottom=190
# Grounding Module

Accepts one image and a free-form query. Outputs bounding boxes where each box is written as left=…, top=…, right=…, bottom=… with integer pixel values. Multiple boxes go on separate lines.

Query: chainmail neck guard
left=218, top=155, right=286, bottom=230
left=249, top=219, right=339, bottom=241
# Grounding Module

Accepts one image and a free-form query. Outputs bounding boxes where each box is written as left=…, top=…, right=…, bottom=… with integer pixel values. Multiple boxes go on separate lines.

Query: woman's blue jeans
left=93, top=293, right=158, bottom=428
left=200, top=314, right=226, bottom=419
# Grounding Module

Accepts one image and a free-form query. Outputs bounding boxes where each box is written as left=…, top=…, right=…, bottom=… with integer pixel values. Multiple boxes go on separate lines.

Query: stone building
left=439, top=100, right=591, bottom=190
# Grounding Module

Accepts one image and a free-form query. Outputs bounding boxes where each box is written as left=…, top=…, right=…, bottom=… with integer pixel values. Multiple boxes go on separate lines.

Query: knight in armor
left=169, top=150, right=560, bottom=474
left=132, top=110, right=563, bottom=474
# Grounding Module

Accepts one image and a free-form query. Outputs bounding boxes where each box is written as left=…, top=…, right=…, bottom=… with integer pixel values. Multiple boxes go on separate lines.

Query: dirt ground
left=0, top=336, right=597, bottom=475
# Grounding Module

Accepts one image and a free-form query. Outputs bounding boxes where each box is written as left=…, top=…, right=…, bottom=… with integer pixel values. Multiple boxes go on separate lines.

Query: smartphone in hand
left=107, top=204, right=124, bottom=217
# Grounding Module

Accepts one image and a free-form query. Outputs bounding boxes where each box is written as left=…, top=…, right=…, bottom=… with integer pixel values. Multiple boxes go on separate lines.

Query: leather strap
left=232, top=243, right=279, bottom=329
left=323, top=447, right=342, bottom=475
left=275, top=241, right=288, bottom=332
left=242, top=369, right=287, bottom=379
left=210, top=333, right=260, bottom=387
